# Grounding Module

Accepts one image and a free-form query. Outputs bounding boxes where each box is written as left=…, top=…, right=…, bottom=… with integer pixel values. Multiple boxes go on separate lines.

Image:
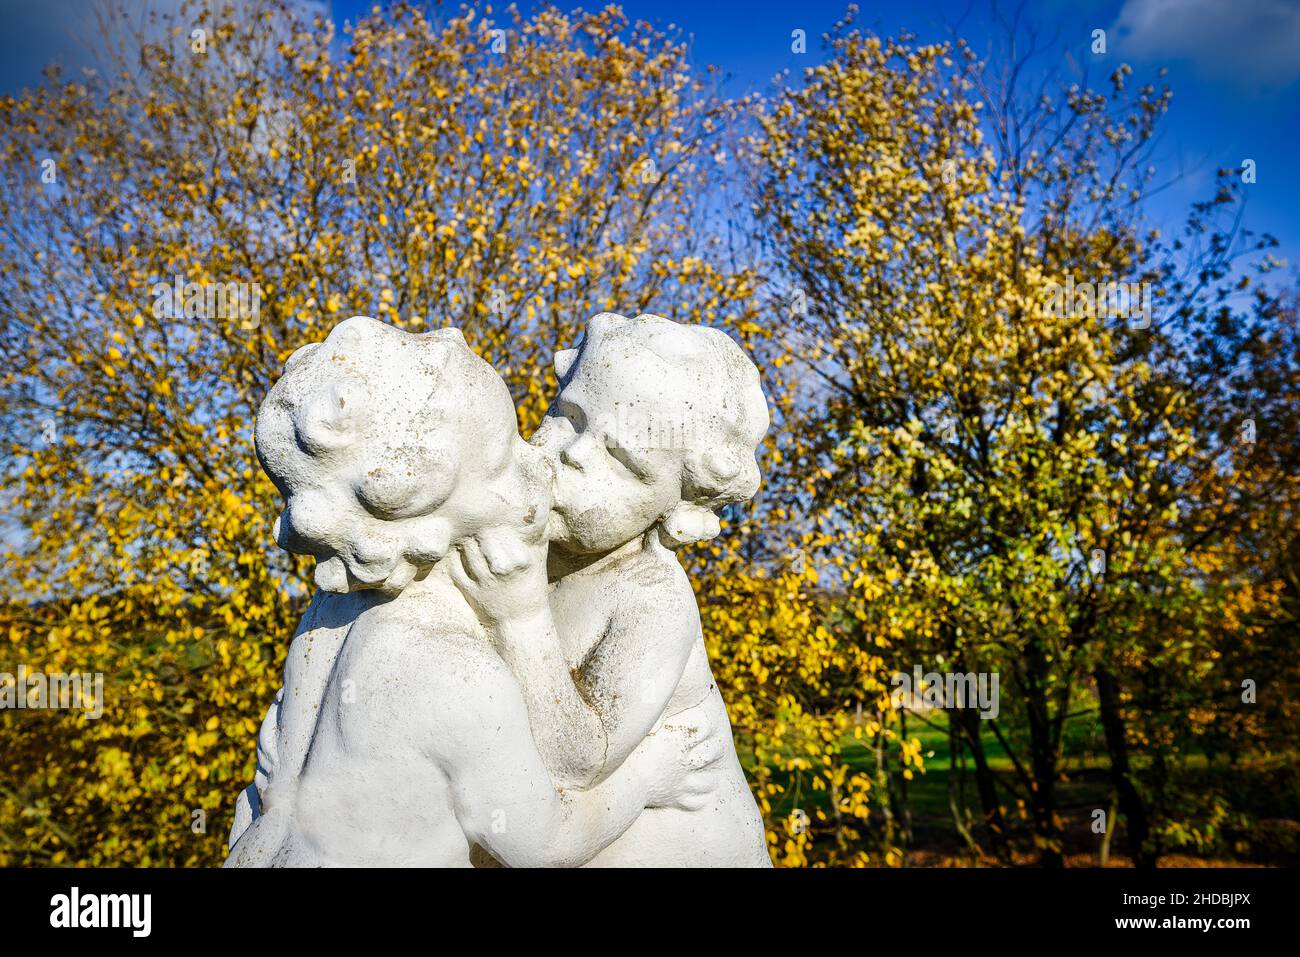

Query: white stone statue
left=226, top=312, right=771, bottom=867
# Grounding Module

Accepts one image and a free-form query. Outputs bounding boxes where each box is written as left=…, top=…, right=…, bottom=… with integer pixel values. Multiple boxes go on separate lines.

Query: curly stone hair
left=255, top=316, right=522, bottom=594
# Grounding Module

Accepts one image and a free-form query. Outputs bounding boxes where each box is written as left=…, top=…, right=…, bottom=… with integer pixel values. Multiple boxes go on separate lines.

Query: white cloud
left=1111, top=0, right=1300, bottom=88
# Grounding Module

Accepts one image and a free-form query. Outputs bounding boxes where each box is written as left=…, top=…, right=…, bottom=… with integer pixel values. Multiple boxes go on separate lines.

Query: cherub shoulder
left=332, top=587, right=516, bottom=743
left=608, top=539, right=700, bottom=631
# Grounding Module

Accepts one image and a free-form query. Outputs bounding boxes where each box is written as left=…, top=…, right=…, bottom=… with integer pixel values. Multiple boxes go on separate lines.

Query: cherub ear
left=297, top=379, right=368, bottom=454
left=553, top=348, right=578, bottom=379
left=658, top=503, right=722, bottom=549
left=314, top=555, right=350, bottom=593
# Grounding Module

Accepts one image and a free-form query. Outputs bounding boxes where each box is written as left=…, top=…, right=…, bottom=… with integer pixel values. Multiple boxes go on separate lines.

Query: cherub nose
left=530, top=410, right=575, bottom=452
left=559, top=432, right=597, bottom=470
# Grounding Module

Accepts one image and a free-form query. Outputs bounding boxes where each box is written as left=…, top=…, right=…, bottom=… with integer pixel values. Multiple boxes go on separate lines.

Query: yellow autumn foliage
left=2, top=1, right=1296, bottom=871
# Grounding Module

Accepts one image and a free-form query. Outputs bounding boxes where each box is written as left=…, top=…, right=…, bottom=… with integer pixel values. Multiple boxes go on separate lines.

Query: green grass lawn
left=747, top=709, right=1300, bottom=864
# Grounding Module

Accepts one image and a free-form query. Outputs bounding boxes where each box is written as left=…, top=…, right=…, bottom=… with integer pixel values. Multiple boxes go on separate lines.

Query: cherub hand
left=640, top=707, right=725, bottom=812
left=447, top=527, right=549, bottom=629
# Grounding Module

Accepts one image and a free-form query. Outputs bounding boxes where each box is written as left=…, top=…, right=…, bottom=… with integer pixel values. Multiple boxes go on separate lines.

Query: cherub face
left=532, top=349, right=687, bottom=557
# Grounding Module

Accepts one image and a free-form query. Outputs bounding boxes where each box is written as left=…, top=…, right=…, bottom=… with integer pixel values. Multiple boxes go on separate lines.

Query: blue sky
left=3, top=0, right=1297, bottom=266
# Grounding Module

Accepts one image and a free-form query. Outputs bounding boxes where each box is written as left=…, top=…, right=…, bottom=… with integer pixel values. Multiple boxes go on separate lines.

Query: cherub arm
left=444, top=649, right=670, bottom=868
left=570, top=554, right=701, bottom=774
left=449, top=535, right=608, bottom=789
left=453, top=532, right=700, bottom=785
left=490, top=607, right=608, bottom=787
left=358, top=615, right=714, bottom=867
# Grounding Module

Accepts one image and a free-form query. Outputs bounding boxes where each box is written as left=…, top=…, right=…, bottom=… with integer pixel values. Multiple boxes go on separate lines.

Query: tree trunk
left=1094, top=667, right=1157, bottom=868
left=1025, top=642, right=1063, bottom=868
left=954, top=705, right=1010, bottom=862
left=1099, top=794, right=1119, bottom=867
left=946, top=711, right=982, bottom=857
left=894, top=709, right=914, bottom=848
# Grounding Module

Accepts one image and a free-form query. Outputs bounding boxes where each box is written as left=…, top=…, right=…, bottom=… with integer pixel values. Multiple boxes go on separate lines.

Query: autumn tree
left=745, top=14, right=1298, bottom=866
left=0, top=0, right=759, bottom=865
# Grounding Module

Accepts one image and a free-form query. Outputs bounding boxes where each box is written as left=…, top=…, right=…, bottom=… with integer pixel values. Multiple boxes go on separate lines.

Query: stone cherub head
left=532, top=312, right=769, bottom=557
left=255, top=315, right=550, bottom=595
